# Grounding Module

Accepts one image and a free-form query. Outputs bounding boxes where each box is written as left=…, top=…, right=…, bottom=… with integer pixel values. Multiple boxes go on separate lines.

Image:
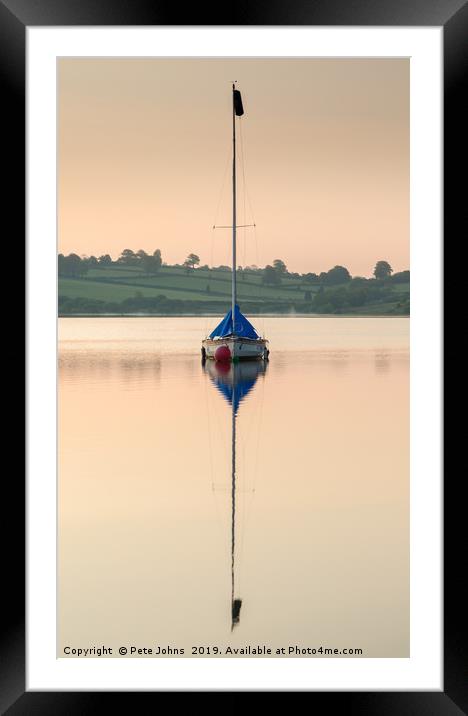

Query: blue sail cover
left=209, top=304, right=259, bottom=340
left=214, top=374, right=258, bottom=414
left=208, top=362, right=264, bottom=414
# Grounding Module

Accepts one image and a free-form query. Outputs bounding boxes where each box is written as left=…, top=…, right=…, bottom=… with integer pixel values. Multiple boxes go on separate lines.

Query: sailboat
left=202, top=85, right=269, bottom=363
left=204, top=358, right=267, bottom=629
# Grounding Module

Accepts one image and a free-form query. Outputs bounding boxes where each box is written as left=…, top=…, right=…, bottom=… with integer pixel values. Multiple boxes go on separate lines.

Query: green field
left=59, top=265, right=409, bottom=315
left=86, top=266, right=311, bottom=300
left=59, top=276, right=227, bottom=302
left=60, top=266, right=319, bottom=303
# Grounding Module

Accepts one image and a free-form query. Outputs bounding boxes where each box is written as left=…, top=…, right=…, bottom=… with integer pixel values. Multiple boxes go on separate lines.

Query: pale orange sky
left=58, top=58, right=409, bottom=277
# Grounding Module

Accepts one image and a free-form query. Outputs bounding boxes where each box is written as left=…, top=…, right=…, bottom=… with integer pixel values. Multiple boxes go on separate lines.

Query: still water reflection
left=59, top=317, right=409, bottom=657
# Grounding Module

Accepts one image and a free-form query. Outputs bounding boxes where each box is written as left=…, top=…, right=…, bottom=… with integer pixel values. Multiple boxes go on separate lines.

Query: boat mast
left=231, top=365, right=241, bottom=630
left=232, top=83, right=237, bottom=331
left=231, top=387, right=236, bottom=629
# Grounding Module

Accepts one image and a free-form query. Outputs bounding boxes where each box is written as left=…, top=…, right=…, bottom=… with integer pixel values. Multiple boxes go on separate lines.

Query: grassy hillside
left=66, top=266, right=310, bottom=300
left=59, top=264, right=409, bottom=316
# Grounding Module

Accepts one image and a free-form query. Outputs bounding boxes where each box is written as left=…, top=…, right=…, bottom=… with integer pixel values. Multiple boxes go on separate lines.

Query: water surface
left=59, top=317, right=409, bottom=657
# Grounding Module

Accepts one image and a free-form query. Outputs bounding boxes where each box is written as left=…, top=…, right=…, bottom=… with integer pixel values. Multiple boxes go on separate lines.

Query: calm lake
left=59, top=316, right=409, bottom=658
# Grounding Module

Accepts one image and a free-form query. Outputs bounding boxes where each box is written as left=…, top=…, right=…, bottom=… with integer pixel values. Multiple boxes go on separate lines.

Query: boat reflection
left=204, top=359, right=267, bottom=414
left=203, top=359, right=267, bottom=630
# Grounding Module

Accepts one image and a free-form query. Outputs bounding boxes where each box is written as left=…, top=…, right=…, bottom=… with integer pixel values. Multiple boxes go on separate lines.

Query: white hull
left=202, top=337, right=268, bottom=361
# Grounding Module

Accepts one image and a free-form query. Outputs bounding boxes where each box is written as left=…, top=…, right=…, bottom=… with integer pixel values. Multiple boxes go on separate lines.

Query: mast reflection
left=203, top=360, right=267, bottom=630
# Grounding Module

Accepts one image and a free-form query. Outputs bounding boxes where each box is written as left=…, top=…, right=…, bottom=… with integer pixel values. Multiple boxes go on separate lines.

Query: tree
left=273, top=259, right=287, bottom=275
left=302, top=272, right=319, bottom=285
left=153, top=249, right=162, bottom=272
left=351, top=276, right=367, bottom=287
left=391, top=270, right=410, bottom=284
left=139, top=250, right=162, bottom=275
left=348, top=286, right=368, bottom=307
left=141, top=255, right=154, bottom=274
left=119, top=248, right=137, bottom=266
left=136, top=249, right=149, bottom=273
left=59, top=253, right=88, bottom=278
left=184, top=253, right=200, bottom=270
left=262, top=265, right=281, bottom=285
left=324, top=265, right=351, bottom=285
left=75, top=255, right=89, bottom=277
left=373, top=261, right=393, bottom=280
left=312, top=289, right=331, bottom=311
left=98, top=254, right=113, bottom=266
left=304, top=290, right=312, bottom=301
left=312, top=287, right=349, bottom=312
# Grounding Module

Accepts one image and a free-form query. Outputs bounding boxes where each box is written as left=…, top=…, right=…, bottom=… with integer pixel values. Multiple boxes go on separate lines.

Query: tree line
left=58, top=248, right=203, bottom=278
left=58, top=249, right=163, bottom=277
left=59, top=249, right=408, bottom=286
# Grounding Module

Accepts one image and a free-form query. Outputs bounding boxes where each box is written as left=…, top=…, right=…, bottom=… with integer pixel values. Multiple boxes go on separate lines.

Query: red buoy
left=215, top=361, right=231, bottom=375
left=214, top=345, right=231, bottom=362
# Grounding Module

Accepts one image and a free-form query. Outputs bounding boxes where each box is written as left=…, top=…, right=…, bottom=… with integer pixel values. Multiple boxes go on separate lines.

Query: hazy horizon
left=58, top=58, right=409, bottom=277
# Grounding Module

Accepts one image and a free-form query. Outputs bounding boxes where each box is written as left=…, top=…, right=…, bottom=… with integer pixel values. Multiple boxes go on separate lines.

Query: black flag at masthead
left=233, top=89, right=244, bottom=116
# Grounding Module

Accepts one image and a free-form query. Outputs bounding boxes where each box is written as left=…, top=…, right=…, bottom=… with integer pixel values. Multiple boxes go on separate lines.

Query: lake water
left=59, top=316, right=409, bottom=658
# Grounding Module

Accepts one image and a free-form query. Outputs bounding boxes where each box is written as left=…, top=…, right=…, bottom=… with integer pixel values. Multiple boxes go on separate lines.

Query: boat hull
left=202, top=337, right=268, bottom=361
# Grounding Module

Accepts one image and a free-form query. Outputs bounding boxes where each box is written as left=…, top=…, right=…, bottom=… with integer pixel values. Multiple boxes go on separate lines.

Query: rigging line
left=239, top=117, right=247, bottom=275
left=205, top=227, right=215, bottom=338
left=239, top=118, right=256, bottom=224
left=239, top=390, right=261, bottom=509
left=238, top=118, right=265, bottom=329
left=203, top=366, right=215, bottom=491
left=239, top=395, right=258, bottom=453
left=254, top=371, right=266, bottom=495
left=243, top=370, right=265, bottom=537
left=238, top=438, right=254, bottom=590
left=205, top=376, right=226, bottom=520
left=239, top=422, right=248, bottom=594
left=213, top=224, right=255, bottom=229
left=233, top=429, right=253, bottom=595
left=214, top=392, right=229, bottom=457
left=204, top=369, right=226, bottom=547
left=236, top=388, right=264, bottom=587
left=212, top=137, right=232, bottom=230
left=206, top=374, right=230, bottom=472
left=237, top=430, right=245, bottom=593
left=253, top=224, right=266, bottom=337
left=206, top=137, right=231, bottom=336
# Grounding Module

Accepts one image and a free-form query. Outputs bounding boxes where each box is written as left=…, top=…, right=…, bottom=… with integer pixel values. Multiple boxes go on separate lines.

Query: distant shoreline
left=58, top=312, right=409, bottom=319
left=58, top=263, right=409, bottom=317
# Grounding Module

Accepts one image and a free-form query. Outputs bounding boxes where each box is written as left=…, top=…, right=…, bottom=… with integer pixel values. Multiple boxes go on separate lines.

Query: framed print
left=2, top=0, right=465, bottom=710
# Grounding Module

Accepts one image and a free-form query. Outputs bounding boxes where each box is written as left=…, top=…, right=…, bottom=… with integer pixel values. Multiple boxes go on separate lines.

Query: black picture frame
left=4, top=0, right=464, bottom=711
